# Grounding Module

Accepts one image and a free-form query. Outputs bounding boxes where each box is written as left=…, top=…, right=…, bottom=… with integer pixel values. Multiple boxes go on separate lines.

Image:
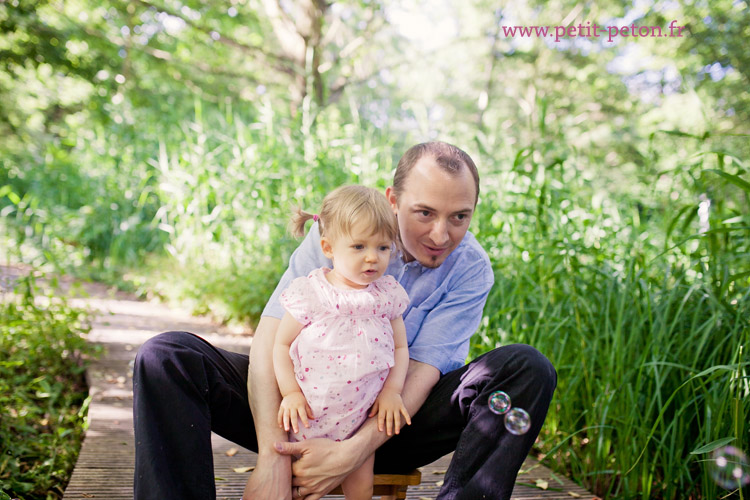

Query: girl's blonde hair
left=290, top=185, right=398, bottom=243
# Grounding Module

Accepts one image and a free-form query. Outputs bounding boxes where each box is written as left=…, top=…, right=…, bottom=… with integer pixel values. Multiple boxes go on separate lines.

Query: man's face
left=386, top=157, right=476, bottom=268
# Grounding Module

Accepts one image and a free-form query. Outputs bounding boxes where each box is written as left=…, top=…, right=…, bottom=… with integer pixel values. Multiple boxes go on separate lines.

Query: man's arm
left=354, top=357, right=439, bottom=452
left=276, top=359, right=440, bottom=500
left=243, top=316, right=294, bottom=500
left=244, top=223, right=330, bottom=499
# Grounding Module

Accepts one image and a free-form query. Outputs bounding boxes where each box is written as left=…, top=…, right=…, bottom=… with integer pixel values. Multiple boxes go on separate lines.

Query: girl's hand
left=278, top=391, right=314, bottom=434
left=368, top=388, right=411, bottom=436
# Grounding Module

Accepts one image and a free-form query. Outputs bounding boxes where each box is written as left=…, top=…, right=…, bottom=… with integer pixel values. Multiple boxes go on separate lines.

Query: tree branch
left=128, top=0, right=299, bottom=76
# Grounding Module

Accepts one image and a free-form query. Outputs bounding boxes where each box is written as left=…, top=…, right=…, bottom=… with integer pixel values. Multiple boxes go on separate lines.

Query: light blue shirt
left=262, top=222, right=495, bottom=374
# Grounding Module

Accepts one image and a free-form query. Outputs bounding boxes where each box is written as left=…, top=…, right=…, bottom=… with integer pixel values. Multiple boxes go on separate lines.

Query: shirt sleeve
left=383, top=276, right=409, bottom=320
left=279, top=276, right=319, bottom=325
left=262, top=222, right=331, bottom=319
left=407, top=259, right=494, bottom=375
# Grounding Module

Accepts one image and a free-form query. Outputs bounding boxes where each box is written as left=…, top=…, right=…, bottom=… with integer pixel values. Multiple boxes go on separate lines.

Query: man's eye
left=420, top=210, right=430, bottom=217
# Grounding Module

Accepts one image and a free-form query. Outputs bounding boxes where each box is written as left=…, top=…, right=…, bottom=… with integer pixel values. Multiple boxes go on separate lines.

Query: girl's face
left=320, top=221, right=393, bottom=289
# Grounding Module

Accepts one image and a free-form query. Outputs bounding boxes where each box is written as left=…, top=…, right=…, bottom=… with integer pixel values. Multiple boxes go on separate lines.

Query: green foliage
left=1, top=90, right=407, bottom=324
left=0, top=277, right=96, bottom=500
left=1, top=0, right=749, bottom=497
left=470, top=127, right=749, bottom=498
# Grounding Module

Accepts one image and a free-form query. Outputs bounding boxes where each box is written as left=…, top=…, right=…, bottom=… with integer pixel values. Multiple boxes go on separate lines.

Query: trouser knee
left=134, top=331, right=198, bottom=379
left=485, top=344, right=557, bottom=394
left=517, top=344, right=557, bottom=391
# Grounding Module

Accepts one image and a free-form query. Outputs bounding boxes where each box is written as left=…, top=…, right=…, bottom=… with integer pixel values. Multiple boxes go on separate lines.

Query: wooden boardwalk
left=61, top=288, right=597, bottom=500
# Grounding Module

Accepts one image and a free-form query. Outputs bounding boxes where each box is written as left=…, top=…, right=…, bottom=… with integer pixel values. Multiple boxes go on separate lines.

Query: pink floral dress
left=279, top=267, right=409, bottom=441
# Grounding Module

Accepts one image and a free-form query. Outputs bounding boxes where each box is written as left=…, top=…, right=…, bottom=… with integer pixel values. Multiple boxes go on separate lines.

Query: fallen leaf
left=432, top=469, right=446, bottom=474
left=568, top=492, right=582, bottom=498
left=215, top=477, right=226, bottom=481
left=225, top=447, right=239, bottom=456
left=233, top=466, right=255, bottom=473
left=81, top=494, right=95, bottom=498
left=535, top=479, right=549, bottom=490
left=435, top=480, right=444, bottom=487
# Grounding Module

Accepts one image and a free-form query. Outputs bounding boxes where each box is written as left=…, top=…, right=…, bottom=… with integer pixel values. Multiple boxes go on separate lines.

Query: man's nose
left=429, top=219, right=450, bottom=246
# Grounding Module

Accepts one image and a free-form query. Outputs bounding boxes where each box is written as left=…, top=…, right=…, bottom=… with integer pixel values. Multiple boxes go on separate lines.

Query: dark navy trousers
left=133, top=331, right=556, bottom=500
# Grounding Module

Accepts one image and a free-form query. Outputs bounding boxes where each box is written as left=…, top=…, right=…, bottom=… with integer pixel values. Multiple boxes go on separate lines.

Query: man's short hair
left=392, top=142, right=480, bottom=205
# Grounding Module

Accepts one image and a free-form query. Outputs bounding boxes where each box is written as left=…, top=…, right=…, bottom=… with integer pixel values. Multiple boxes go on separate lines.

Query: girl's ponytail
left=290, top=185, right=395, bottom=241
left=289, top=206, right=318, bottom=238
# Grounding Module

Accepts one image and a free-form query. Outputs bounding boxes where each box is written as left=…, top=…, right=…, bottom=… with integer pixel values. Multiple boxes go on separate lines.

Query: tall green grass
left=0, top=98, right=406, bottom=324
left=471, top=130, right=749, bottom=498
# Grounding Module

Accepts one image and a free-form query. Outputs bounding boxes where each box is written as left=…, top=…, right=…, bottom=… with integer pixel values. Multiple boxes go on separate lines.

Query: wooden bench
left=329, top=469, right=422, bottom=499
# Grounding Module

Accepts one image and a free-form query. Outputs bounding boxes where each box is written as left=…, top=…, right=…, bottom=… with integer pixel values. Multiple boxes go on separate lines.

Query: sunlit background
left=1, top=0, right=749, bottom=498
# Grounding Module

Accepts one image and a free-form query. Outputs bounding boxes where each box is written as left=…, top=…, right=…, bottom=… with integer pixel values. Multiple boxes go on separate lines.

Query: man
left=133, top=142, right=556, bottom=500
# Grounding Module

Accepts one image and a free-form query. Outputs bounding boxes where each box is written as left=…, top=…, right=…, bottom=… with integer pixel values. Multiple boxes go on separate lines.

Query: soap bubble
left=711, top=446, right=750, bottom=490
left=488, top=391, right=511, bottom=415
left=504, top=407, right=531, bottom=435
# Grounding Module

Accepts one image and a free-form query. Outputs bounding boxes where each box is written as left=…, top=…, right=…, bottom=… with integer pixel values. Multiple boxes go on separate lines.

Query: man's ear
left=385, top=186, right=398, bottom=214
left=320, top=237, right=334, bottom=259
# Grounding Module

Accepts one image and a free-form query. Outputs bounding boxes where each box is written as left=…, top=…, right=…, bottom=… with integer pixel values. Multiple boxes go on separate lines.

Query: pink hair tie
left=313, top=214, right=319, bottom=222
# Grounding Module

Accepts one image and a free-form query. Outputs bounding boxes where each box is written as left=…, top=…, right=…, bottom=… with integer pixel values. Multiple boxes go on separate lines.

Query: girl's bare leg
left=341, top=453, right=375, bottom=500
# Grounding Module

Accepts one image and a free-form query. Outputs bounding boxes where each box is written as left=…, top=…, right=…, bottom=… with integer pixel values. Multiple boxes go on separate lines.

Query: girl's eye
left=379, top=246, right=390, bottom=251
left=353, top=244, right=364, bottom=250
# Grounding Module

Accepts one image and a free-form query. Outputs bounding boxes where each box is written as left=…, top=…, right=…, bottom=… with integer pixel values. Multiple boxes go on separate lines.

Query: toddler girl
left=273, top=185, right=411, bottom=500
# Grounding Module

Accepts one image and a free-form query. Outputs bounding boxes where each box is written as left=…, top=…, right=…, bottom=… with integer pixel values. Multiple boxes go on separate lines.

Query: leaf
left=690, top=437, right=736, bottom=454
left=233, top=466, right=255, bottom=473
left=225, top=447, right=239, bottom=456
left=535, top=479, right=549, bottom=490
left=435, top=480, right=444, bottom=487
left=6, top=191, right=20, bottom=205
left=568, top=492, right=582, bottom=498
left=662, top=129, right=703, bottom=139
left=704, top=169, right=750, bottom=192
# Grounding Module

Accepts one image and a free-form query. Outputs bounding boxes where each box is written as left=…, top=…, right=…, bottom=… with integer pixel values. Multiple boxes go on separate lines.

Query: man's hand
left=242, top=453, right=292, bottom=500
left=368, top=388, right=411, bottom=436
left=278, top=391, right=314, bottom=434
left=247, top=316, right=295, bottom=500
left=274, top=439, right=361, bottom=500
